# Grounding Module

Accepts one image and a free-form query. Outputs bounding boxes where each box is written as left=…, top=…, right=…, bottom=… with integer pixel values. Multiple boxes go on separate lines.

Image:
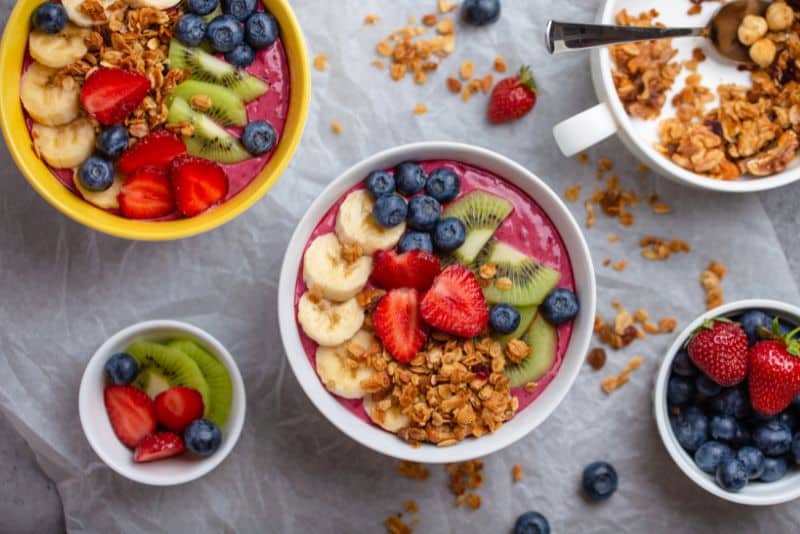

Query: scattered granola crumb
left=652, top=202, right=672, bottom=214
left=480, top=74, right=493, bottom=94
left=313, top=54, right=328, bottom=71
left=494, top=56, right=507, bottom=73
left=612, top=259, right=628, bottom=271
left=372, top=59, right=386, bottom=69
left=584, top=200, right=596, bottom=228
left=437, top=18, right=454, bottom=35
left=640, top=236, right=691, bottom=261
left=386, top=515, right=412, bottom=534
left=438, top=0, right=458, bottom=13
left=478, top=263, right=497, bottom=280
left=587, top=348, right=607, bottom=370
left=398, top=461, right=430, bottom=480
left=658, top=317, right=677, bottom=333
left=189, top=94, right=212, bottom=112
left=422, top=13, right=438, bottom=27
left=495, top=277, right=513, bottom=290
left=460, top=60, right=474, bottom=80
left=331, top=121, right=343, bottom=135
left=637, top=163, right=649, bottom=173
left=598, top=158, right=613, bottom=173
left=607, top=234, right=621, bottom=243
left=447, top=76, right=462, bottom=93
left=404, top=500, right=418, bottom=514
left=601, top=354, right=645, bottom=394
left=465, top=493, right=482, bottom=510
left=364, top=14, right=381, bottom=26
left=512, top=464, right=523, bottom=482
left=688, top=4, right=702, bottom=16
left=602, top=259, right=611, bottom=267
left=414, top=103, right=428, bottom=115
left=564, top=185, right=581, bottom=203
left=578, top=153, right=590, bottom=164
left=447, top=460, right=484, bottom=508
left=701, top=261, right=726, bottom=309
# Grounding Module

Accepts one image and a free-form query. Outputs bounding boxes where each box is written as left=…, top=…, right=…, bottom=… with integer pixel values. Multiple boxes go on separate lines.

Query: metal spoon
left=546, top=0, right=769, bottom=63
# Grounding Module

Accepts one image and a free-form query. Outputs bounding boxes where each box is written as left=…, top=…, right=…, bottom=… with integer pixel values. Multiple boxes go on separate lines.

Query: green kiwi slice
left=168, top=40, right=269, bottom=102
left=169, top=80, right=248, bottom=127
left=167, top=97, right=250, bottom=164
left=505, top=313, right=557, bottom=388
left=442, top=190, right=513, bottom=264
left=493, top=305, right=537, bottom=347
left=167, top=339, right=233, bottom=427
left=479, top=240, right=561, bottom=307
left=132, top=367, right=172, bottom=399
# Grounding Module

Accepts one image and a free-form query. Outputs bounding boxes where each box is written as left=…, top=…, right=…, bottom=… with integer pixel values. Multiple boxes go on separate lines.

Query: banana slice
left=315, top=330, right=377, bottom=399
left=62, top=0, right=125, bottom=27
left=127, top=0, right=182, bottom=9
left=21, top=63, right=81, bottom=126
left=336, top=190, right=406, bottom=255
left=32, top=119, right=96, bottom=169
left=303, top=233, right=373, bottom=302
left=28, top=24, right=90, bottom=69
left=363, top=395, right=410, bottom=432
left=297, top=292, right=364, bottom=347
left=73, top=170, right=123, bottom=210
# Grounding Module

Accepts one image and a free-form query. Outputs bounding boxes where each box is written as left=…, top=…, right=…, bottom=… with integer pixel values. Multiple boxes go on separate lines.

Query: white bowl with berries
left=278, top=142, right=596, bottom=463
left=79, top=320, right=246, bottom=486
left=654, top=299, right=800, bottom=505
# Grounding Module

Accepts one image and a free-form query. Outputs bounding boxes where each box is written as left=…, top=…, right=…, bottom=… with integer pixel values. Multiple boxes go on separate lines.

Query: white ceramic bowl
left=78, top=320, right=246, bottom=486
left=278, top=142, right=596, bottom=463
left=654, top=299, right=800, bottom=505
left=552, top=0, right=800, bottom=193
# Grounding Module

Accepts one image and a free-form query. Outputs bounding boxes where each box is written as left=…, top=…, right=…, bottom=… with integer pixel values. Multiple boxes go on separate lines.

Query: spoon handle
left=545, top=20, right=704, bottom=54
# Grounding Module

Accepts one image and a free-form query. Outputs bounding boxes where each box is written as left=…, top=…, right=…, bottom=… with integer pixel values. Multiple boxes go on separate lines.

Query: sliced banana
left=315, top=330, right=377, bottom=399
left=336, top=189, right=406, bottom=255
left=303, top=233, right=373, bottom=303
left=297, top=292, right=364, bottom=347
left=62, top=0, right=126, bottom=27
left=73, top=170, right=123, bottom=210
left=21, top=63, right=81, bottom=126
left=32, top=119, right=96, bottom=169
left=28, top=24, right=90, bottom=69
left=127, top=0, right=182, bottom=9
left=363, top=395, right=410, bottom=432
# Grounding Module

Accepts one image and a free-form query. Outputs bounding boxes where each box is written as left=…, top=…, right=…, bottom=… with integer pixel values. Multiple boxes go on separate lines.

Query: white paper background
left=1, top=0, right=799, bottom=532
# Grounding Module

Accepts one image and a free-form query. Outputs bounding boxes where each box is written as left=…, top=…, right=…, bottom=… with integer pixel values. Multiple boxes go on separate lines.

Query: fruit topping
left=373, top=194, right=409, bottom=228
left=493, top=305, right=536, bottom=346
left=222, top=0, right=256, bottom=21
left=371, top=249, right=441, bottom=292
left=118, top=130, right=187, bottom=175
left=581, top=461, right=618, bottom=501
left=303, top=233, right=372, bottom=301
left=488, top=66, right=538, bottom=124
left=479, top=240, right=561, bottom=307
left=671, top=349, right=698, bottom=377
left=432, top=217, right=467, bottom=252
left=175, top=14, right=208, bottom=46
left=167, top=97, right=249, bottom=164
left=760, top=456, right=789, bottom=482
left=21, top=63, right=81, bottom=126
left=394, top=161, right=427, bottom=196
left=188, top=0, right=220, bottom=16
left=170, top=154, right=229, bottom=217
left=667, top=376, right=692, bottom=406
left=419, top=265, right=488, bottom=338
left=373, top=288, right=427, bottom=363
left=540, top=287, right=579, bottom=325
left=489, top=304, right=521, bottom=334
left=365, top=170, right=395, bottom=198
left=336, top=190, right=406, bottom=254
left=738, top=309, right=773, bottom=346
left=31, top=119, right=95, bottom=169
left=513, top=511, right=549, bottom=534
left=133, top=368, right=172, bottom=399
left=226, top=43, right=256, bottom=68
left=715, top=458, right=748, bottom=492
left=207, top=14, right=245, bottom=53
left=96, top=126, right=130, bottom=159
left=62, top=0, right=126, bottom=27
left=154, top=387, right=205, bottom=433
left=407, top=195, right=441, bottom=231
left=105, top=353, right=139, bottom=385
left=297, top=293, right=365, bottom=347
left=315, top=330, right=377, bottom=399
left=77, top=156, right=115, bottom=192
left=31, top=2, right=68, bottom=34
left=709, top=415, right=738, bottom=442
left=462, top=0, right=502, bottom=26
left=425, top=167, right=460, bottom=203
left=133, top=432, right=186, bottom=463
left=184, top=419, right=223, bottom=456
left=694, top=441, right=733, bottom=474
left=241, top=120, right=277, bottom=155
left=245, top=12, right=279, bottom=49
left=671, top=409, right=708, bottom=452
left=118, top=167, right=175, bottom=220
left=363, top=394, right=410, bottom=432
left=397, top=231, right=433, bottom=254
left=104, top=385, right=156, bottom=448
left=735, top=446, right=764, bottom=479
left=442, top=190, right=513, bottom=264
left=753, top=420, right=793, bottom=455
left=167, top=339, right=233, bottom=427
left=29, top=23, right=89, bottom=69
left=686, top=319, right=748, bottom=387
left=80, top=67, right=151, bottom=126
left=505, top=313, right=556, bottom=387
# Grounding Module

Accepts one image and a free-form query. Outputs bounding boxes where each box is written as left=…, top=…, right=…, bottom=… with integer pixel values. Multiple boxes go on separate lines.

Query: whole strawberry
left=487, top=66, right=537, bottom=124
left=686, top=319, right=748, bottom=387
left=748, top=321, right=800, bottom=415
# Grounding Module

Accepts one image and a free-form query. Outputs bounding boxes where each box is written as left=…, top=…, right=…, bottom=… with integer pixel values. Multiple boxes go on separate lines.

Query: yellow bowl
left=0, top=0, right=310, bottom=241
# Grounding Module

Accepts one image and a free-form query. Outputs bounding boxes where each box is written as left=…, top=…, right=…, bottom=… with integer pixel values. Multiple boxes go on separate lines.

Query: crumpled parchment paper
left=1, top=0, right=799, bottom=532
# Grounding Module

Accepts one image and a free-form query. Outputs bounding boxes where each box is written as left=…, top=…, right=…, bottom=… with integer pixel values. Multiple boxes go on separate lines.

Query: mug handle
left=552, top=102, right=618, bottom=157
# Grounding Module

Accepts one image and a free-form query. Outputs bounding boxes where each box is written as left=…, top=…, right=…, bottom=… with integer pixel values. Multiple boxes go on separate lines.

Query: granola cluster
left=594, top=300, right=677, bottom=351
left=701, top=260, right=727, bottom=310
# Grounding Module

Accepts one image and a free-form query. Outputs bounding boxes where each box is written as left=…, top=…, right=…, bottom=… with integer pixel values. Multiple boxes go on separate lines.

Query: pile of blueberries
left=668, top=310, right=800, bottom=492
left=176, top=0, right=279, bottom=68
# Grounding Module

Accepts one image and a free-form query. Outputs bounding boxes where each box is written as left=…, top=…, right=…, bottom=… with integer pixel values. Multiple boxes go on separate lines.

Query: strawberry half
left=133, top=432, right=186, bottom=463
left=487, top=66, right=537, bottom=124
left=170, top=155, right=229, bottom=217
left=420, top=265, right=489, bottom=338
left=104, top=385, right=156, bottom=449
left=81, top=67, right=151, bottom=126
left=686, top=319, right=748, bottom=387
left=371, top=249, right=441, bottom=291
left=118, top=167, right=175, bottom=220
left=118, top=131, right=186, bottom=176
left=373, top=288, right=427, bottom=363
left=154, top=387, right=205, bottom=433
left=748, top=321, right=800, bottom=415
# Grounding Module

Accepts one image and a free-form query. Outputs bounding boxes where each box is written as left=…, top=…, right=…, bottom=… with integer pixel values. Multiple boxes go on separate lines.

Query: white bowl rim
left=278, top=141, right=597, bottom=463
left=78, top=320, right=247, bottom=486
left=653, top=298, right=800, bottom=505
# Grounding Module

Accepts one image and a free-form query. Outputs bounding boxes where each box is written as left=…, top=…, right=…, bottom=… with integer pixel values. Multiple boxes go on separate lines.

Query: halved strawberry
left=371, top=250, right=441, bottom=291
left=170, top=155, right=229, bottom=217
left=118, top=131, right=186, bottom=176
left=373, top=288, right=427, bottom=363
left=118, top=167, right=175, bottom=220
left=133, top=432, right=186, bottom=463
left=154, top=387, right=205, bottom=433
left=104, top=385, right=156, bottom=449
left=80, top=67, right=151, bottom=126
left=420, top=265, right=489, bottom=338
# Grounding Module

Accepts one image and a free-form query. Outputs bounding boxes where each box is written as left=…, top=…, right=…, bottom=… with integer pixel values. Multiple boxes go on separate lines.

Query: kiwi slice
left=442, top=190, right=513, bottom=264
left=493, top=305, right=537, bottom=347
left=479, top=240, right=561, bottom=307
left=167, top=338, right=233, bottom=427
left=169, top=80, right=248, bottom=127
left=126, top=340, right=211, bottom=415
left=132, top=367, right=172, bottom=398
left=202, top=5, right=222, bottom=23
left=506, top=314, right=557, bottom=388
left=168, top=40, right=268, bottom=102
left=168, top=97, right=250, bottom=163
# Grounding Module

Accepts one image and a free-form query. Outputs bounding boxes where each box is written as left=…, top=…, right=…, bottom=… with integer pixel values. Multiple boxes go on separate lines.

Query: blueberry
left=710, top=415, right=738, bottom=442
left=78, top=157, right=114, bottom=192
left=407, top=195, right=441, bottom=231
left=432, top=217, right=466, bottom=252
left=207, top=15, right=244, bottom=52
left=241, top=120, right=276, bottom=155
left=184, top=419, right=223, bottom=456
left=738, top=310, right=772, bottom=345
left=581, top=461, right=618, bottom=501
left=715, top=458, right=748, bottom=492
left=736, top=446, right=766, bottom=480
left=365, top=171, right=395, bottom=198
left=513, top=511, right=550, bottom=534
left=732, top=426, right=752, bottom=448
left=694, top=441, right=733, bottom=474
left=187, top=0, right=219, bottom=15
left=31, top=2, right=67, bottom=34
left=760, top=456, right=789, bottom=482
left=754, top=420, right=793, bottom=456
left=104, top=353, right=138, bottom=385
left=461, top=0, right=501, bottom=26
left=373, top=195, right=408, bottom=228
left=671, top=349, right=697, bottom=377
left=792, top=433, right=800, bottom=464
left=776, top=410, right=798, bottom=432
left=667, top=376, right=694, bottom=407
left=245, top=12, right=279, bottom=49
left=425, top=167, right=460, bottom=203
left=175, top=14, right=208, bottom=46
left=540, top=288, right=579, bottom=326
left=221, top=0, right=256, bottom=21
left=394, top=161, right=427, bottom=196
left=710, top=388, right=749, bottom=419
left=225, top=43, right=255, bottom=67
left=695, top=374, right=722, bottom=399
left=398, top=232, right=433, bottom=254
left=96, top=126, right=129, bottom=158
left=490, top=304, right=521, bottom=334
left=683, top=406, right=706, bottom=424
left=671, top=412, right=708, bottom=452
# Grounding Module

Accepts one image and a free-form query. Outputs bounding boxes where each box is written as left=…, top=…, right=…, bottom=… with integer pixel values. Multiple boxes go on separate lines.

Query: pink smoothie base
left=293, top=160, right=577, bottom=428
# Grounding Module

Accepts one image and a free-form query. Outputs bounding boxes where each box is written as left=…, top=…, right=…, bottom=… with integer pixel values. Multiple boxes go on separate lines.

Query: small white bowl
left=654, top=299, right=800, bottom=506
left=79, top=320, right=246, bottom=486
left=278, top=142, right=596, bottom=463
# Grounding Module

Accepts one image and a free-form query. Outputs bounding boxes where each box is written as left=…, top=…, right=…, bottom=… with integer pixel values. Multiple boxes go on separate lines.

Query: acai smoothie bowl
left=0, top=0, right=310, bottom=240
left=278, top=143, right=596, bottom=463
